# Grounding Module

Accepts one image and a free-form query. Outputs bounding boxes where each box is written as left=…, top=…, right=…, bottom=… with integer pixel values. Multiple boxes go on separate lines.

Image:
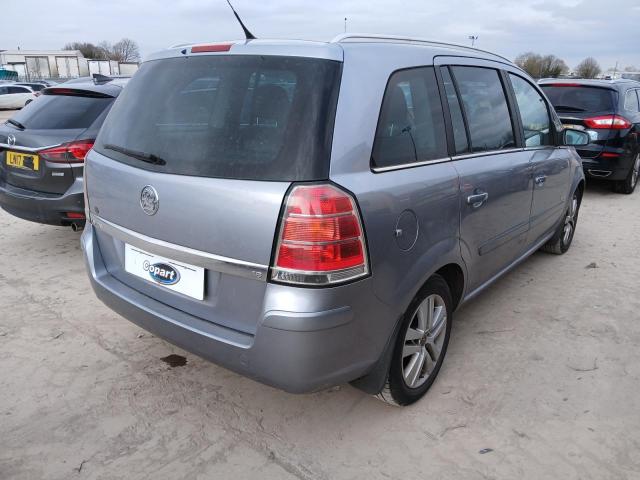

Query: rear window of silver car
left=94, top=55, right=342, bottom=181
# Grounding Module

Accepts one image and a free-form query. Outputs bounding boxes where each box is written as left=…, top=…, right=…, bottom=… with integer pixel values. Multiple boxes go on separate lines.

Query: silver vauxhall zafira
left=82, top=34, right=587, bottom=405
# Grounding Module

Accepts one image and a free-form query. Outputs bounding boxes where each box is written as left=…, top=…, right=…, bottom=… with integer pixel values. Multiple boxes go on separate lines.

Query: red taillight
left=66, top=212, right=85, bottom=219
left=601, top=152, right=620, bottom=158
left=584, top=115, right=632, bottom=130
left=191, top=43, right=232, bottom=53
left=272, top=184, right=369, bottom=285
left=39, top=140, right=94, bottom=163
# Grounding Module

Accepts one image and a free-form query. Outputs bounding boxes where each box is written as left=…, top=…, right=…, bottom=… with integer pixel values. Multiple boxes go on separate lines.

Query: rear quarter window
left=10, top=94, right=113, bottom=130
left=624, top=89, right=640, bottom=113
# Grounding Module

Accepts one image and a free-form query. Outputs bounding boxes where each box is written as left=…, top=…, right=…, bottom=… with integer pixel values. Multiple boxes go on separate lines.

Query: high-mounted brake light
left=546, top=83, right=582, bottom=87
left=39, top=140, right=94, bottom=163
left=584, top=115, right=632, bottom=130
left=191, top=43, right=233, bottom=53
left=271, top=184, right=369, bottom=286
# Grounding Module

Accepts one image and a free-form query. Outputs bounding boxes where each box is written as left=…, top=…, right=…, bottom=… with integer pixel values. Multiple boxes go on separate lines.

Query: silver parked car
left=82, top=35, right=588, bottom=405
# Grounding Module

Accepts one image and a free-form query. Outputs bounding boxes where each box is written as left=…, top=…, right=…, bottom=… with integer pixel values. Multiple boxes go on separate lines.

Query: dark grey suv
left=540, top=78, right=640, bottom=194
left=82, top=35, right=587, bottom=405
left=0, top=78, right=127, bottom=229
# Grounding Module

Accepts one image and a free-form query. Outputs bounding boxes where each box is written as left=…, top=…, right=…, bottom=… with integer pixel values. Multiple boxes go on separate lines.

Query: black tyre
left=541, top=188, right=580, bottom=255
left=376, top=275, right=452, bottom=406
left=613, top=153, right=640, bottom=195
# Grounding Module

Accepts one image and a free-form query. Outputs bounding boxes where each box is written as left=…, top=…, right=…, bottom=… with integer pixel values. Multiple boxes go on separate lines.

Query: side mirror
left=563, top=128, right=590, bottom=147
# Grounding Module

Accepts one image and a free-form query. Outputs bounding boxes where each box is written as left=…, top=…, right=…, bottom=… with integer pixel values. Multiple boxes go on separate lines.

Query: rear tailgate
left=0, top=91, right=114, bottom=194
left=0, top=127, right=87, bottom=194
left=86, top=51, right=342, bottom=335
left=541, top=84, right=617, bottom=158
left=86, top=150, right=288, bottom=335
left=555, top=111, right=616, bottom=158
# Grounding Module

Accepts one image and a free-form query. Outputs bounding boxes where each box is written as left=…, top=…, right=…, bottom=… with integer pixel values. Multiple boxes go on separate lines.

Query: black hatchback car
left=0, top=78, right=128, bottom=228
left=539, top=78, right=640, bottom=194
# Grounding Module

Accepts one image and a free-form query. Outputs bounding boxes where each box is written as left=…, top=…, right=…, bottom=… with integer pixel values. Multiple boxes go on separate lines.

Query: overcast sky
left=3, top=0, right=639, bottom=70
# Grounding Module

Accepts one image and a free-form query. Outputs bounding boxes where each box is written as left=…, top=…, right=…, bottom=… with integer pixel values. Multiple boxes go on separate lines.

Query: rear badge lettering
left=143, top=260, right=180, bottom=285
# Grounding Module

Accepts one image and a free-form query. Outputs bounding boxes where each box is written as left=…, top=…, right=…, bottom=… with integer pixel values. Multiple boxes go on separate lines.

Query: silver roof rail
left=330, top=33, right=511, bottom=63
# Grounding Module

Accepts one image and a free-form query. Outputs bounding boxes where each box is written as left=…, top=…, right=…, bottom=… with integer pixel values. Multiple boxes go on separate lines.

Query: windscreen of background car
left=540, top=85, right=616, bottom=114
left=10, top=93, right=113, bottom=129
left=94, top=55, right=342, bottom=181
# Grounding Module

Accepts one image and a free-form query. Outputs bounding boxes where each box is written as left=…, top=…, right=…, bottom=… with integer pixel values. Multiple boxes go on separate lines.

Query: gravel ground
left=1, top=109, right=639, bottom=480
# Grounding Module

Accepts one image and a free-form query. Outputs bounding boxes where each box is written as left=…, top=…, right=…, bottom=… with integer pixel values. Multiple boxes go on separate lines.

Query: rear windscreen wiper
left=103, top=144, right=167, bottom=166
left=7, top=119, right=25, bottom=130
left=553, top=105, right=586, bottom=112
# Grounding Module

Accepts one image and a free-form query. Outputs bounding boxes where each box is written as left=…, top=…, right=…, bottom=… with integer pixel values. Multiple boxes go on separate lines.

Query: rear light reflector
left=191, top=43, right=232, bottom=53
left=601, top=152, right=620, bottom=158
left=66, top=212, right=85, bottom=219
left=39, top=139, right=94, bottom=163
left=584, top=115, right=632, bottom=130
left=271, top=184, right=369, bottom=286
left=282, top=215, right=360, bottom=242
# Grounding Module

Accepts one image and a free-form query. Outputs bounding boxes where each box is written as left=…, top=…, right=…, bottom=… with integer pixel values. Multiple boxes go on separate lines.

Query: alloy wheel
left=631, top=154, right=640, bottom=189
left=402, top=294, right=447, bottom=388
left=563, top=193, right=579, bottom=245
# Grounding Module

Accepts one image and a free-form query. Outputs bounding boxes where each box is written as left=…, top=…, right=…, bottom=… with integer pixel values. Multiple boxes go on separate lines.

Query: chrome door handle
left=535, top=175, right=547, bottom=186
left=466, top=192, right=489, bottom=208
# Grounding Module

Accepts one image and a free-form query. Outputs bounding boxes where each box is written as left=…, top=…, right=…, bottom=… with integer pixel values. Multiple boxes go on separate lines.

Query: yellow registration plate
left=6, top=151, right=40, bottom=171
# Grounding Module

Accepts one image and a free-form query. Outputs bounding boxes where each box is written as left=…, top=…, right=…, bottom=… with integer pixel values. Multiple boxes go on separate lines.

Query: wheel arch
left=351, top=259, right=466, bottom=395
left=434, top=263, right=465, bottom=311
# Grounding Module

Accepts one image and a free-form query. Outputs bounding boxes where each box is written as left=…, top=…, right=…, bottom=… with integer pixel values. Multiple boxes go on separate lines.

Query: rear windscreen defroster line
left=94, top=55, right=343, bottom=182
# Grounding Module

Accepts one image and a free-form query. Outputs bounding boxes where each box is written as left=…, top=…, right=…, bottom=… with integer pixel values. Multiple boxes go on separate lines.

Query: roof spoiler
left=92, top=73, right=114, bottom=85
left=42, top=86, right=114, bottom=98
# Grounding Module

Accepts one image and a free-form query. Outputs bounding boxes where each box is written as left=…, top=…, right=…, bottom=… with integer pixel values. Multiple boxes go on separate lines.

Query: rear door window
left=509, top=74, right=552, bottom=147
left=94, top=55, right=342, bottom=182
left=540, top=85, right=616, bottom=114
left=371, top=67, right=447, bottom=169
left=10, top=94, right=113, bottom=129
left=451, top=66, right=515, bottom=153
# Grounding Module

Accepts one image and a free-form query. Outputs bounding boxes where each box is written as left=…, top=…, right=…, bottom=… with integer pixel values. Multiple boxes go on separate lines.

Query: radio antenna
left=226, top=0, right=256, bottom=40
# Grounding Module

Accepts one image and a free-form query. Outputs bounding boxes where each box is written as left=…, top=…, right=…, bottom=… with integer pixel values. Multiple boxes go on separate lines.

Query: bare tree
left=110, top=38, right=141, bottom=63
left=624, top=65, right=638, bottom=72
left=514, top=52, right=568, bottom=79
left=63, top=42, right=109, bottom=60
left=575, top=57, right=601, bottom=79
left=63, top=38, right=141, bottom=63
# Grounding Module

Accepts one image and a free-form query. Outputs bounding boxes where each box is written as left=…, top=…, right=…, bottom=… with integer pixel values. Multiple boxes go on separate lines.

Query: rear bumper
left=81, top=223, right=396, bottom=393
left=0, top=177, right=84, bottom=226
left=581, top=155, right=634, bottom=181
